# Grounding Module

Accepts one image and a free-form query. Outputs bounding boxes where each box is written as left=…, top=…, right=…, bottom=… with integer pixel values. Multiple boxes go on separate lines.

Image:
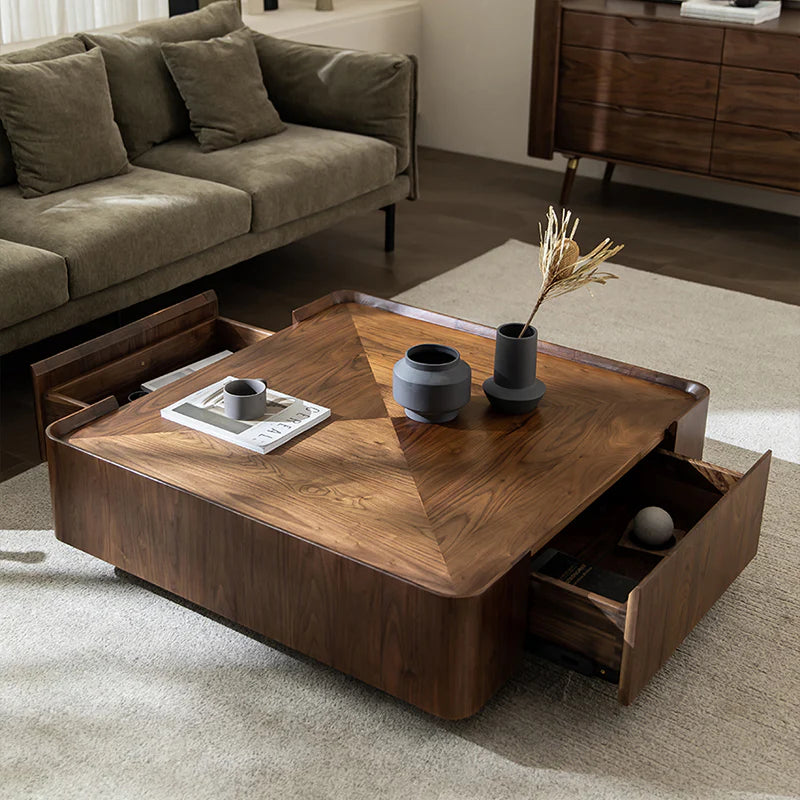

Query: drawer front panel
left=559, top=46, right=719, bottom=119
left=562, top=11, right=723, bottom=63
left=723, top=29, right=800, bottom=74
left=717, top=66, right=800, bottom=132
left=556, top=100, right=713, bottom=172
left=619, top=452, right=771, bottom=705
left=711, top=122, right=800, bottom=191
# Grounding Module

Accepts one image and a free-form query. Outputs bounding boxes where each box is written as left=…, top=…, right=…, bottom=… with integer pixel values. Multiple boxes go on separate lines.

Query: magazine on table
left=160, top=376, right=330, bottom=454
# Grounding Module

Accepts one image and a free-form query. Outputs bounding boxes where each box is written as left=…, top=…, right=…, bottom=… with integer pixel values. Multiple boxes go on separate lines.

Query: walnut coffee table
left=43, top=292, right=770, bottom=718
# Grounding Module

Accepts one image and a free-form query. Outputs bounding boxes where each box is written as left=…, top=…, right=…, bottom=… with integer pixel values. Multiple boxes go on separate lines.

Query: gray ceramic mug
left=223, top=378, right=268, bottom=420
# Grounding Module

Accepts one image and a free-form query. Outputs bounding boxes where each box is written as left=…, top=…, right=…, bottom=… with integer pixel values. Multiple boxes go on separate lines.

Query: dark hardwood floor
left=1, top=147, right=798, bottom=481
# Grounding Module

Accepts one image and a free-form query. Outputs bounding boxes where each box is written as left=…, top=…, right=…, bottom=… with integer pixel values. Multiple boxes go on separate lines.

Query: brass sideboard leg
left=603, top=162, right=615, bottom=186
left=382, top=204, right=396, bottom=253
left=560, top=157, right=580, bottom=206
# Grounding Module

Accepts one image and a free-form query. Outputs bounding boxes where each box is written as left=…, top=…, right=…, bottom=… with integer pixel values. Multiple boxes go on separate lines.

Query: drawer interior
left=32, top=291, right=272, bottom=456
left=50, top=316, right=270, bottom=408
left=527, top=448, right=741, bottom=681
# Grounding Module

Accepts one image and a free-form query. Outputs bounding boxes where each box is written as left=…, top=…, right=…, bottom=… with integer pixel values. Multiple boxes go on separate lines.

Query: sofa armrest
left=250, top=31, right=418, bottom=200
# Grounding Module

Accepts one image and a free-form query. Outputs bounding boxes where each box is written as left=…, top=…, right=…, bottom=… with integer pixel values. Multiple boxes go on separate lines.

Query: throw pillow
left=78, top=1, right=243, bottom=160
left=0, top=37, right=86, bottom=187
left=161, top=28, right=284, bottom=153
left=79, top=33, right=190, bottom=160
left=0, top=48, right=129, bottom=198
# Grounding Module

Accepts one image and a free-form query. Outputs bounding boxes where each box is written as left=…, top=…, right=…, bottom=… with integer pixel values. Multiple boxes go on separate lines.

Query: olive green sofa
left=0, top=1, right=417, bottom=355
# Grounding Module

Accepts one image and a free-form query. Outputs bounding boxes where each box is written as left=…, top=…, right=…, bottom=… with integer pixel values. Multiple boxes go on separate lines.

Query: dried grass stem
left=520, top=206, right=623, bottom=337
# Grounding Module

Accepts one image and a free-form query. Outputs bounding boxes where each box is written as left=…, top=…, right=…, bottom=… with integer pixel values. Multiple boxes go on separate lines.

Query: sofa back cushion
left=80, top=0, right=242, bottom=159
left=0, top=48, right=130, bottom=198
left=0, top=37, right=86, bottom=187
left=251, top=32, right=416, bottom=175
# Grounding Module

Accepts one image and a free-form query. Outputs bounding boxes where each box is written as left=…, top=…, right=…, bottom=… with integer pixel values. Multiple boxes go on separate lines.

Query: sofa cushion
left=134, top=123, right=396, bottom=233
left=0, top=37, right=86, bottom=187
left=0, top=166, right=251, bottom=298
left=161, top=28, right=284, bottom=153
left=251, top=32, right=415, bottom=175
left=79, top=33, right=189, bottom=161
left=79, top=0, right=242, bottom=160
left=0, top=49, right=130, bottom=198
left=0, top=239, right=69, bottom=328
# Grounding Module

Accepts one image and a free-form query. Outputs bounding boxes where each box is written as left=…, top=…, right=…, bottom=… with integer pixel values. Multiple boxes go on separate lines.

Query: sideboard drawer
left=717, top=66, right=800, bottom=132
left=559, top=45, right=719, bottom=119
left=723, top=29, right=800, bottom=74
left=528, top=448, right=771, bottom=704
left=562, top=10, right=723, bottom=63
left=31, top=291, right=272, bottom=457
left=711, top=122, right=800, bottom=191
left=556, top=100, right=713, bottom=172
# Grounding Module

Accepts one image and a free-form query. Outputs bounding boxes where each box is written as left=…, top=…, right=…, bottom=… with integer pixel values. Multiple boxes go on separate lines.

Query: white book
left=680, top=0, right=781, bottom=24
left=141, top=350, right=233, bottom=392
left=160, top=376, right=331, bottom=454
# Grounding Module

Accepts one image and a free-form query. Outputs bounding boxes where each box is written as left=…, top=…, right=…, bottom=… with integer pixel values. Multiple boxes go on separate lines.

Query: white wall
left=243, top=0, right=421, bottom=52
left=416, top=0, right=800, bottom=215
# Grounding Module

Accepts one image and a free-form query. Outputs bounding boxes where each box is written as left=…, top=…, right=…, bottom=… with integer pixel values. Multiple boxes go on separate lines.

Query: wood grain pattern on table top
left=57, top=298, right=700, bottom=597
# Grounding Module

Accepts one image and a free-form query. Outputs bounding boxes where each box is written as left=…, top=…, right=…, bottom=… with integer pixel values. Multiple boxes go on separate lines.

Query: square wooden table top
left=64, top=294, right=704, bottom=597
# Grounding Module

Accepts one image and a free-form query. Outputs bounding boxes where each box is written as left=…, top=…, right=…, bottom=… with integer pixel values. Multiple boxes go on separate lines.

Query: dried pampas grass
left=520, top=206, right=623, bottom=337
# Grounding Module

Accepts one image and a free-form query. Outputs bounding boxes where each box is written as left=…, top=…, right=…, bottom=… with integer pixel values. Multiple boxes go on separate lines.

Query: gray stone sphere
left=632, top=506, right=675, bottom=547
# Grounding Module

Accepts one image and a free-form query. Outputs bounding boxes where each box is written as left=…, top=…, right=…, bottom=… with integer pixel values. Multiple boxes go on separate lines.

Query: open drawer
left=527, top=447, right=771, bottom=704
left=31, top=291, right=271, bottom=457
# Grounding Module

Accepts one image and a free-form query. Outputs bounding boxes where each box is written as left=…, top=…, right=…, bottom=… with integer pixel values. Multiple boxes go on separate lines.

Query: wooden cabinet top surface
left=53, top=294, right=704, bottom=598
left=561, top=0, right=800, bottom=35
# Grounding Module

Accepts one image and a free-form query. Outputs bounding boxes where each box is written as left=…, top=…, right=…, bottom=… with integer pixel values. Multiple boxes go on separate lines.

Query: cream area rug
left=2, top=240, right=798, bottom=800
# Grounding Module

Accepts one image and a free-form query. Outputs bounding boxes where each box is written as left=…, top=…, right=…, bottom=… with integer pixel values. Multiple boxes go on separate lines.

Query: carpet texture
left=2, top=240, right=798, bottom=799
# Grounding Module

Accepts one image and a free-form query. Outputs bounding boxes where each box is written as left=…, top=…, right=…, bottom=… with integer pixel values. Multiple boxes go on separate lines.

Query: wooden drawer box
left=723, top=29, right=800, bottom=74
left=711, top=122, right=800, bottom=192
left=561, top=10, right=723, bottom=62
left=559, top=45, right=719, bottom=119
left=528, top=448, right=771, bottom=704
left=556, top=100, right=713, bottom=172
left=717, top=67, right=800, bottom=132
left=31, top=291, right=271, bottom=457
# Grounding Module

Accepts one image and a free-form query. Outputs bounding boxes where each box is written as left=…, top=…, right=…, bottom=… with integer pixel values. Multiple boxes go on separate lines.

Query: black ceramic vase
left=392, top=343, right=471, bottom=424
left=482, top=323, right=546, bottom=414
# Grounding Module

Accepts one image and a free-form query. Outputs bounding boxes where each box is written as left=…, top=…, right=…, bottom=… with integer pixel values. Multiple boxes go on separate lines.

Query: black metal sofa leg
left=382, top=204, right=396, bottom=253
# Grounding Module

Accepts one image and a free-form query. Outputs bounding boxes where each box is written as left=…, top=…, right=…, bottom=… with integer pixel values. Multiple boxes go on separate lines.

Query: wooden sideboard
left=529, top=0, right=800, bottom=204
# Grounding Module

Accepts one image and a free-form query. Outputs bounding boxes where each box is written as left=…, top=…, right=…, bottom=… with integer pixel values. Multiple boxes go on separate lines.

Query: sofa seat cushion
left=0, top=166, right=251, bottom=299
left=133, top=123, right=397, bottom=233
left=0, top=239, right=69, bottom=328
